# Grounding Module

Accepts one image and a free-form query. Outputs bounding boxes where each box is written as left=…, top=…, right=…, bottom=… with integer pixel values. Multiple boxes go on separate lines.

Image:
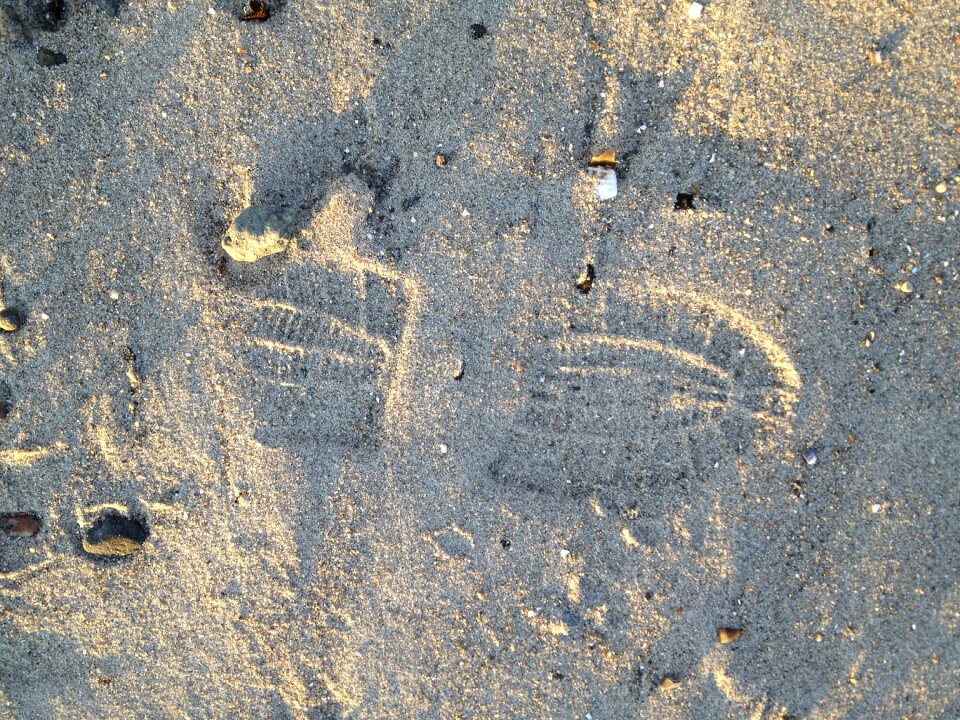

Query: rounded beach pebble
left=81, top=510, right=150, bottom=558
left=222, top=205, right=294, bottom=262
left=0, top=307, right=22, bottom=332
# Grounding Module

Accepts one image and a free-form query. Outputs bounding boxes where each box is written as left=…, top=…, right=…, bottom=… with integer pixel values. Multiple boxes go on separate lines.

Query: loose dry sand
left=0, top=0, right=958, bottom=718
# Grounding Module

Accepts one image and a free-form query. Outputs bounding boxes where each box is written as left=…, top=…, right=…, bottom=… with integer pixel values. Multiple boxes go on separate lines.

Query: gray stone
left=222, top=205, right=294, bottom=262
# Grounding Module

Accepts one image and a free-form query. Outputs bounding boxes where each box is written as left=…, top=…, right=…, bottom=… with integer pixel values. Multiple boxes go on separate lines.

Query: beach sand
left=0, top=0, right=957, bottom=717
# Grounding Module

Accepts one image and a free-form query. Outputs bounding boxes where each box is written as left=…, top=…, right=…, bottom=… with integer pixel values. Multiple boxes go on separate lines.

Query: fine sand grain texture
left=0, top=0, right=958, bottom=718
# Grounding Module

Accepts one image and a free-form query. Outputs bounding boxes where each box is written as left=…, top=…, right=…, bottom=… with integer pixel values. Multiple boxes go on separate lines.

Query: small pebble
left=222, top=205, right=294, bottom=262
left=559, top=549, right=570, bottom=559
left=868, top=49, right=884, bottom=66
left=659, top=676, right=681, bottom=691
left=935, top=182, right=947, bottom=194
left=871, top=503, right=882, bottom=513
left=434, top=153, right=448, bottom=168
left=894, top=280, right=913, bottom=295
left=802, top=447, right=818, bottom=466
left=688, top=1, right=703, bottom=19
left=81, top=509, right=150, bottom=557
left=717, top=627, right=742, bottom=644
left=589, top=149, right=617, bottom=168
left=1, top=513, right=41, bottom=538
left=108, top=290, right=120, bottom=301
left=439, top=443, right=448, bottom=455
left=0, top=308, right=22, bottom=332
left=470, top=23, right=487, bottom=39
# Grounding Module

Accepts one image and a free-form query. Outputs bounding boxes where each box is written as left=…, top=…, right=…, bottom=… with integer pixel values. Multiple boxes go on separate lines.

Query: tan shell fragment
left=717, top=627, right=743, bottom=644
left=589, top=149, right=617, bottom=168
left=659, top=676, right=681, bottom=691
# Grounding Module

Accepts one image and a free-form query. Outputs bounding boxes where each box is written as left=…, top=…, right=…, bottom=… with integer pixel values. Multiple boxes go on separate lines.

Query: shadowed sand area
left=0, top=0, right=958, bottom=717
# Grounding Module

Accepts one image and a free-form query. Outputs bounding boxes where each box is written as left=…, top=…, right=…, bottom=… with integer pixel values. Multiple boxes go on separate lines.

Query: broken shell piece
left=868, top=49, right=884, bottom=66
left=588, top=167, right=617, bottom=201
left=688, top=2, right=703, bottom=19
left=589, top=149, right=617, bottom=168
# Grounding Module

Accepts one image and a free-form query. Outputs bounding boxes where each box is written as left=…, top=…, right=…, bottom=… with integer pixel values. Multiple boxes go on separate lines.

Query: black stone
left=37, top=47, right=67, bottom=66
left=576, top=264, right=595, bottom=294
left=0, top=308, right=22, bottom=332
left=82, top=510, right=150, bottom=557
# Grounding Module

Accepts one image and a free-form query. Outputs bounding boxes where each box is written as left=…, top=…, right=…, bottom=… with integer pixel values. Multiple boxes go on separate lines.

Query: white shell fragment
left=589, top=167, right=618, bottom=201
left=688, top=2, right=703, bottom=19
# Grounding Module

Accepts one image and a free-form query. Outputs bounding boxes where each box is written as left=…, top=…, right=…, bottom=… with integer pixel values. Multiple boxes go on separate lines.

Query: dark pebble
left=470, top=23, right=487, bottom=39
left=88, top=0, right=121, bottom=16
left=674, top=193, right=695, bottom=210
left=717, top=627, right=743, bottom=644
left=576, top=264, right=595, bottom=294
left=37, top=47, right=67, bottom=66
left=241, top=0, right=270, bottom=21
left=81, top=510, right=150, bottom=557
left=0, top=308, right=22, bottom=332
